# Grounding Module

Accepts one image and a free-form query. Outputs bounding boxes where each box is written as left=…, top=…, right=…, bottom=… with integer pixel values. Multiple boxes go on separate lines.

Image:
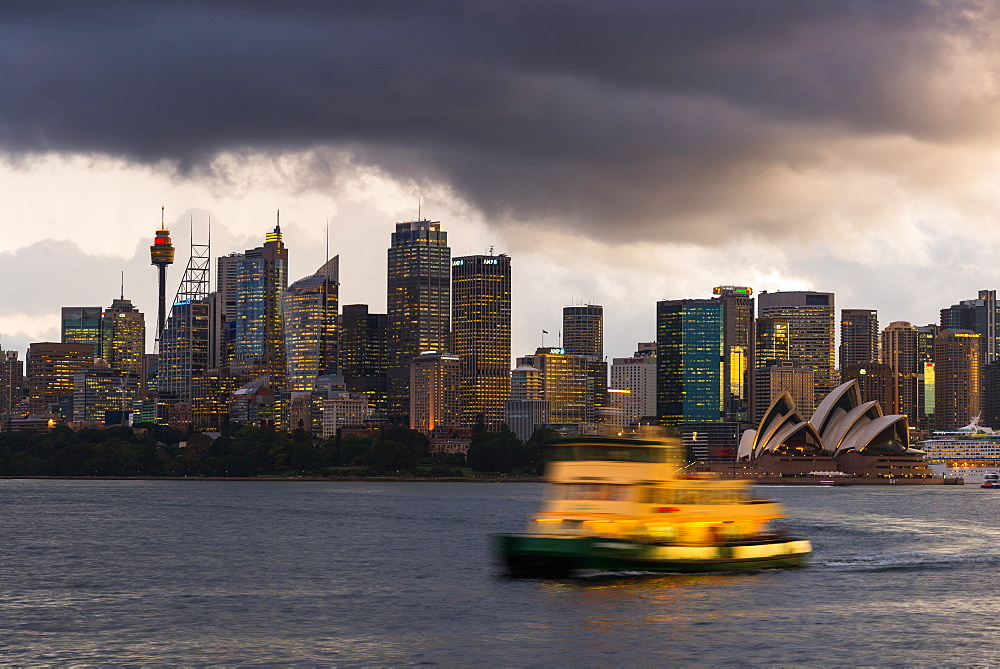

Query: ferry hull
left=496, top=534, right=811, bottom=577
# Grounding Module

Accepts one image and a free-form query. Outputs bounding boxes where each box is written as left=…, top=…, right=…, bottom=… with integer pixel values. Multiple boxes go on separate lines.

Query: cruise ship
left=916, top=417, right=1000, bottom=484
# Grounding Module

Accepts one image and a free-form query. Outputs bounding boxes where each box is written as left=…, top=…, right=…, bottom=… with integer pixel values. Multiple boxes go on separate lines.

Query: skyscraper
left=516, top=348, right=588, bottom=425
left=563, top=304, right=607, bottom=422
left=840, top=309, right=879, bottom=368
left=61, top=307, right=110, bottom=360
left=386, top=219, right=450, bottom=423
left=934, top=329, right=980, bottom=430
left=0, top=349, right=25, bottom=423
left=916, top=324, right=939, bottom=431
left=105, top=297, right=145, bottom=375
left=610, top=343, right=657, bottom=425
left=158, top=229, right=211, bottom=404
left=283, top=257, right=339, bottom=392
left=235, top=220, right=289, bottom=387
left=410, top=352, right=461, bottom=433
left=452, top=254, right=511, bottom=429
left=713, top=286, right=755, bottom=421
left=881, top=321, right=918, bottom=423
left=213, top=252, right=242, bottom=369
left=656, top=299, right=724, bottom=425
left=941, top=290, right=998, bottom=366
left=341, top=304, right=388, bottom=414
left=150, top=207, right=175, bottom=344
left=758, top=291, right=837, bottom=407
left=754, top=317, right=790, bottom=367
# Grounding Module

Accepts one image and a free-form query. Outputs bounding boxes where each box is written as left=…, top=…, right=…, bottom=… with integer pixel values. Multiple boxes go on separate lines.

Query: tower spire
left=120, top=270, right=124, bottom=300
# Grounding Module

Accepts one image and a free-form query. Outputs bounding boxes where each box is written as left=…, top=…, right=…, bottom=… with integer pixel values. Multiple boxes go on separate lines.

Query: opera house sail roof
left=739, top=380, right=915, bottom=460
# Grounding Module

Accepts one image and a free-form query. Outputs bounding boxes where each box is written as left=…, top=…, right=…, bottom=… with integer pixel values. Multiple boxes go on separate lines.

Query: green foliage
left=363, top=438, right=418, bottom=473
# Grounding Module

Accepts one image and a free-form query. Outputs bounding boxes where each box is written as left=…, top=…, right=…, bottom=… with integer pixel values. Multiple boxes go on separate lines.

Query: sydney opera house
left=699, top=380, right=936, bottom=480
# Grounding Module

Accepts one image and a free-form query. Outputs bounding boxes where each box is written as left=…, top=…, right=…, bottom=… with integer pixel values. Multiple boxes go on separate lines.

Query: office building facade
left=341, top=304, right=389, bottom=414
left=840, top=309, right=879, bottom=368
left=516, top=348, right=588, bottom=425
left=656, top=299, right=724, bottom=425
left=235, top=224, right=289, bottom=387
left=934, top=329, right=980, bottom=430
left=452, top=254, right=511, bottom=429
left=758, top=291, right=837, bottom=407
left=283, top=258, right=339, bottom=392
left=410, top=352, right=461, bottom=433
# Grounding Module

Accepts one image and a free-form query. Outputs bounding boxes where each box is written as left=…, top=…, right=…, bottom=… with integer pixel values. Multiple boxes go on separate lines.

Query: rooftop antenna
left=325, top=218, right=330, bottom=265
left=418, top=197, right=421, bottom=221
left=488, top=245, right=494, bottom=256
left=160, top=205, right=165, bottom=230
left=120, top=270, right=124, bottom=300
left=276, top=209, right=280, bottom=230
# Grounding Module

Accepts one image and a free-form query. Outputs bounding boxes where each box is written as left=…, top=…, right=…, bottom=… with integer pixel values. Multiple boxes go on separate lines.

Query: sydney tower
left=149, top=206, right=175, bottom=344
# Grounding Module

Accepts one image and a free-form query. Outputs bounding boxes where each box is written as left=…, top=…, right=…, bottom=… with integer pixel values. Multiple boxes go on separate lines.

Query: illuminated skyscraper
left=934, top=329, right=981, bottom=430
left=26, top=342, right=93, bottom=415
left=72, top=364, right=139, bottom=423
left=386, top=219, right=450, bottom=422
left=213, top=253, right=242, bottom=369
left=0, top=349, right=25, bottom=422
left=656, top=299, right=724, bottom=425
left=758, top=291, right=837, bottom=407
left=61, top=307, right=111, bottom=360
left=283, top=257, right=339, bottom=392
left=235, top=219, right=289, bottom=387
left=150, top=207, right=175, bottom=343
left=516, top=348, right=588, bottom=425
left=563, top=304, right=607, bottom=422
left=452, top=254, right=511, bottom=429
left=941, top=290, right=998, bottom=366
left=713, top=286, right=755, bottom=421
left=840, top=309, right=879, bottom=368
left=159, top=228, right=211, bottom=404
left=917, top=324, right=938, bottom=430
left=105, top=298, right=145, bottom=375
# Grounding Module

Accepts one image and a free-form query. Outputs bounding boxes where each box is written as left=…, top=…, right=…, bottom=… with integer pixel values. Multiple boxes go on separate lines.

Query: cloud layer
left=4, top=1, right=1000, bottom=246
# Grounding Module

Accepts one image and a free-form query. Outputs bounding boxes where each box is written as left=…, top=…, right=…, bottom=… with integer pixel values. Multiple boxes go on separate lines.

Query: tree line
left=0, top=422, right=561, bottom=478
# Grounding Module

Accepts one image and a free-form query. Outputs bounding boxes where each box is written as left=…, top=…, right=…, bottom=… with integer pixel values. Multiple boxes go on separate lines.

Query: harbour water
left=2, top=479, right=1000, bottom=665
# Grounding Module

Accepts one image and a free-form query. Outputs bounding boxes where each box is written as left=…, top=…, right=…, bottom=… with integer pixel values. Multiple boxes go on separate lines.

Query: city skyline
left=6, top=4, right=1000, bottom=364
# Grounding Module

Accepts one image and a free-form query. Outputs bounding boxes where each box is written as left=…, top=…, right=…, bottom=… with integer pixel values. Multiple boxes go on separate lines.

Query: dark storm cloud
left=0, top=1, right=993, bottom=241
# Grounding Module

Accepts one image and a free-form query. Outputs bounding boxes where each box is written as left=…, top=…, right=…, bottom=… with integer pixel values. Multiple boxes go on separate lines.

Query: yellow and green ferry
left=496, top=429, right=811, bottom=577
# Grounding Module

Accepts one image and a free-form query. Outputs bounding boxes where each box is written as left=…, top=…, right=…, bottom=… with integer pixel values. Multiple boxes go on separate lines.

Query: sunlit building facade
left=753, top=360, right=814, bottom=423
left=714, top=286, right=754, bottom=421
left=452, top=254, right=511, bottom=429
left=387, top=220, right=451, bottom=423
left=656, top=299, right=724, bottom=425
left=283, top=258, right=339, bottom=392
left=881, top=321, right=918, bottom=424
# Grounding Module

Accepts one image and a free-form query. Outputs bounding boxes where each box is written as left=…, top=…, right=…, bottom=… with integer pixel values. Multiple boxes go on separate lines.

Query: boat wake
left=817, top=551, right=1000, bottom=572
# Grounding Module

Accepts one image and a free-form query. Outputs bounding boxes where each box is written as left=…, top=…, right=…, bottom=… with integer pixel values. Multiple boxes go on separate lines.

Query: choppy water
left=1, top=480, right=999, bottom=665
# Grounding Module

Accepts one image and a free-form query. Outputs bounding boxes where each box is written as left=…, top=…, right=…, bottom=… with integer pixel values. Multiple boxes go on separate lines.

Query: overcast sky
left=2, top=1, right=1000, bottom=362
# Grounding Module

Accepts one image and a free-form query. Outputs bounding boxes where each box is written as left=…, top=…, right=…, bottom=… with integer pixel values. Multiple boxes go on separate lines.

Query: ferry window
left=551, top=444, right=664, bottom=463
left=560, top=484, right=630, bottom=501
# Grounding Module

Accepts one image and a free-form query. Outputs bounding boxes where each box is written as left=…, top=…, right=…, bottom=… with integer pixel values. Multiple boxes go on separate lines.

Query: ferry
left=495, top=429, right=811, bottom=577
left=916, top=417, right=1000, bottom=485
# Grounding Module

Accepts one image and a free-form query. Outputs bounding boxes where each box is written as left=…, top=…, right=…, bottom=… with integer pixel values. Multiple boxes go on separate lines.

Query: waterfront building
left=757, top=291, right=837, bottom=407
left=321, top=391, right=372, bottom=438
left=341, top=304, right=388, bottom=414
left=409, top=352, right=461, bottom=433
left=283, top=258, right=340, bottom=392
left=516, top=348, right=588, bottom=425
left=105, top=297, right=145, bottom=375
left=753, top=359, right=814, bottom=422
left=387, top=220, right=451, bottom=423
left=678, top=421, right=744, bottom=461
left=149, top=207, right=175, bottom=343
left=934, top=329, right=981, bottom=430
left=61, top=307, right=111, bottom=360
left=610, top=343, right=657, bottom=425
left=881, top=321, right=919, bottom=425
left=713, top=287, right=755, bottom=421
left=235, top=221, right=289, bottom=387
left=71, top=364, right=139, bottom=423
left=840, top=309, right=879, bottom=368
left=656, top=299, right=724, bottom=425
left=452, top=254, right=511, bottom=429
left=26, top=342, right=93, bottom=415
